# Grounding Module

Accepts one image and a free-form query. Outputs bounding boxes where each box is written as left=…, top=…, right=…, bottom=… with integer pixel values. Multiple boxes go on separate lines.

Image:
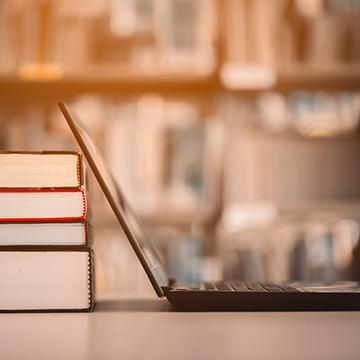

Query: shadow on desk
left=95, top=299, right=173, bottom=312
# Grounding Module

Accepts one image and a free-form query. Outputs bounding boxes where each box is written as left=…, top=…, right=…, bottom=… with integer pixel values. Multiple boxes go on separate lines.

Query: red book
left=0, top=189, right=86, bottom=222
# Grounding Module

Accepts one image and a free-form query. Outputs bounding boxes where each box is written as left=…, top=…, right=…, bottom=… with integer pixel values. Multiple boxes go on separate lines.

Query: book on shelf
left=305, top=14, right=347, bottom=65
left=0, top=151, right=83, bottom=188
left=0, top=246, right=94, bottom=311
left=0, top=220, right=88, bottom=246
left=224, top=0, right=360, bottom=70
left=0, top=189, right=87, bottom=222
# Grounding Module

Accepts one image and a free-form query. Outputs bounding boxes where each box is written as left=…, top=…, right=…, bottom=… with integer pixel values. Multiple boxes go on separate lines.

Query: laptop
left=58, top=101, right=360, bottom=311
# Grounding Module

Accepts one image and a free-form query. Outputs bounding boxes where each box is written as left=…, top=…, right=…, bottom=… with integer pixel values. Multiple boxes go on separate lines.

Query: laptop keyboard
left=174, top=280, right=300, bottom=292
left=173, top=280, right=360, bottom=293
left=201, top=281, right=300, bottom=292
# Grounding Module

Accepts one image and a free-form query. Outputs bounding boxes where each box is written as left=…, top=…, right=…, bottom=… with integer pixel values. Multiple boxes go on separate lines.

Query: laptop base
left=163, top=281, right=360, bottom=311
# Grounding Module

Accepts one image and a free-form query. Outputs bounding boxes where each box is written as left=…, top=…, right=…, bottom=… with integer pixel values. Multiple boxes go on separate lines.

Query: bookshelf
left=1, top=0, right=360, bottom=102
left=276, top=64, right=360, bottom=92
left=223, top=64, right=360, bottom=93
left=0, top=71, right=220, bottom=104
left=1, top=0, right=359, bottom=203
left=1, top=0, right=360, bottom=292
left=1, top=65, right=360, bottom=106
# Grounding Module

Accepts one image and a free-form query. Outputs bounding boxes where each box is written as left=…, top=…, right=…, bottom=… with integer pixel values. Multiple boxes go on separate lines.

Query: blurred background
left=1, top=0, right=360, bottom=298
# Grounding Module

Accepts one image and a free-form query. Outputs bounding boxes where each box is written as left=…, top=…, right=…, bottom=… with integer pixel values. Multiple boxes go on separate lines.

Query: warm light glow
left=18, top=63, right=64, bottom=81
left=221, top=63, right=277, bottom=90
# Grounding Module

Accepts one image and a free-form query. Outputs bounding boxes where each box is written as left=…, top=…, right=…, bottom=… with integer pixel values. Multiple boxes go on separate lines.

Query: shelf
left=0, top=69, right=219, bottom=104
left=236, top=125, right=360, bottom=142
left=224, top=63, right=360, bottom=93
left=1, top=64, right=360, bottom=104
left=277, top=64, right=360, bottom=92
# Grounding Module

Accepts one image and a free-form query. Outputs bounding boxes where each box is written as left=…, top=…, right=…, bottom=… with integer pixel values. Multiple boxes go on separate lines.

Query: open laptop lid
left=58, top=101, right=168, bottom=297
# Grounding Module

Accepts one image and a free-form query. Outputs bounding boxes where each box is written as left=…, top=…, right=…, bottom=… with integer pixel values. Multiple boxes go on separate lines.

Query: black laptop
left=59, top=101, right=360, bottom=311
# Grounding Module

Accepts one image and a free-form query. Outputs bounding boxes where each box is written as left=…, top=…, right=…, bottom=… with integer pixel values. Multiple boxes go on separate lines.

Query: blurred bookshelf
left=1, top=0, right=360, bottom=103
left=1, top=0, right=360, bottom=296
left=3, top=64, right=360, bottom=105
left=0, top=71, right=219, bottom=104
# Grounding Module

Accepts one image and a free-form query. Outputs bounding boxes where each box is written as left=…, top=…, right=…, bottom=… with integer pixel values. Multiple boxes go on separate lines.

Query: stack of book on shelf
left=0, top=152, right=94, bottom=312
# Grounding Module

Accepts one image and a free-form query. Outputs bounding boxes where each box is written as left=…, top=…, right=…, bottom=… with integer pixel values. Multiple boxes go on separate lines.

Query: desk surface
left=1, top=299, right=360, bottom=360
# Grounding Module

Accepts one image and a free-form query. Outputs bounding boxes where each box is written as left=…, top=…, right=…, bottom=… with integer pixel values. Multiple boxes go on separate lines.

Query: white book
left=0, top=221, right=87, bottom=246
left=0, top=189, right=86, bottom=221
left=0, top=152, right=83, bottom=188
left=0, top=248, right=93, bottom=311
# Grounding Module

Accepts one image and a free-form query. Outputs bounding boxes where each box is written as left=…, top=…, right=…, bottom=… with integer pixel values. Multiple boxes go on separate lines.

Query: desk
left=1, top=299, right=359, bottom=360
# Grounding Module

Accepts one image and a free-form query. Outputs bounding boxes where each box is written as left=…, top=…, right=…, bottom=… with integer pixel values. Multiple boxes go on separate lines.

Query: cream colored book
left=0, top=247, right=94, bottom=311
left=0, top=151, right=83, bottom=188
left=0, top=220, right=88, bottom=246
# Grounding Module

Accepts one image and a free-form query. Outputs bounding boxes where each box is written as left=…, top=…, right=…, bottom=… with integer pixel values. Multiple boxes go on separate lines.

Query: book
left=0, top=152, right=83, bottom=188
left=305, top=15, right=347, bottom=65
left=0, top=220, right=88, bottom=246
left=0, top=246, right=94, bottom=311
left=0, top=189, right=86, bottom=222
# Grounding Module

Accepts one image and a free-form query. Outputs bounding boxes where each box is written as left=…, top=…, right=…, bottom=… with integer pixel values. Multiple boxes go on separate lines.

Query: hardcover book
left=0, top=189, right=86, bottom=222
left=0, top=152, right=83, bottom=188
left=0, top=220, right=88, bottom=246
left=0, top=246, right=94, bottom=311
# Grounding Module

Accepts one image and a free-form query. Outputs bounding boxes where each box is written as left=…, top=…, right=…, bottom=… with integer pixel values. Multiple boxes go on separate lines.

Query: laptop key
left=229, top=280, right=250, bottom=292
left=279, top=284, right=300, bottom=292
left=214, top=281, right=234, bottom=291
left=245, top=282, right=267, bottom=292
left=263, top=283, right=284, bottom=292
left=203, top=282, right=217, bottom=291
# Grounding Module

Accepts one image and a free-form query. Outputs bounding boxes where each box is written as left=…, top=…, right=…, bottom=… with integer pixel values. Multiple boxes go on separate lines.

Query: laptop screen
left=58, top=102, right=168, bottom=297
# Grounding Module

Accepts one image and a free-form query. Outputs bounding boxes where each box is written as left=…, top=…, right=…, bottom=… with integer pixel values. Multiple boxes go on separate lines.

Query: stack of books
left=0, top=152, right=94, bottom=312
